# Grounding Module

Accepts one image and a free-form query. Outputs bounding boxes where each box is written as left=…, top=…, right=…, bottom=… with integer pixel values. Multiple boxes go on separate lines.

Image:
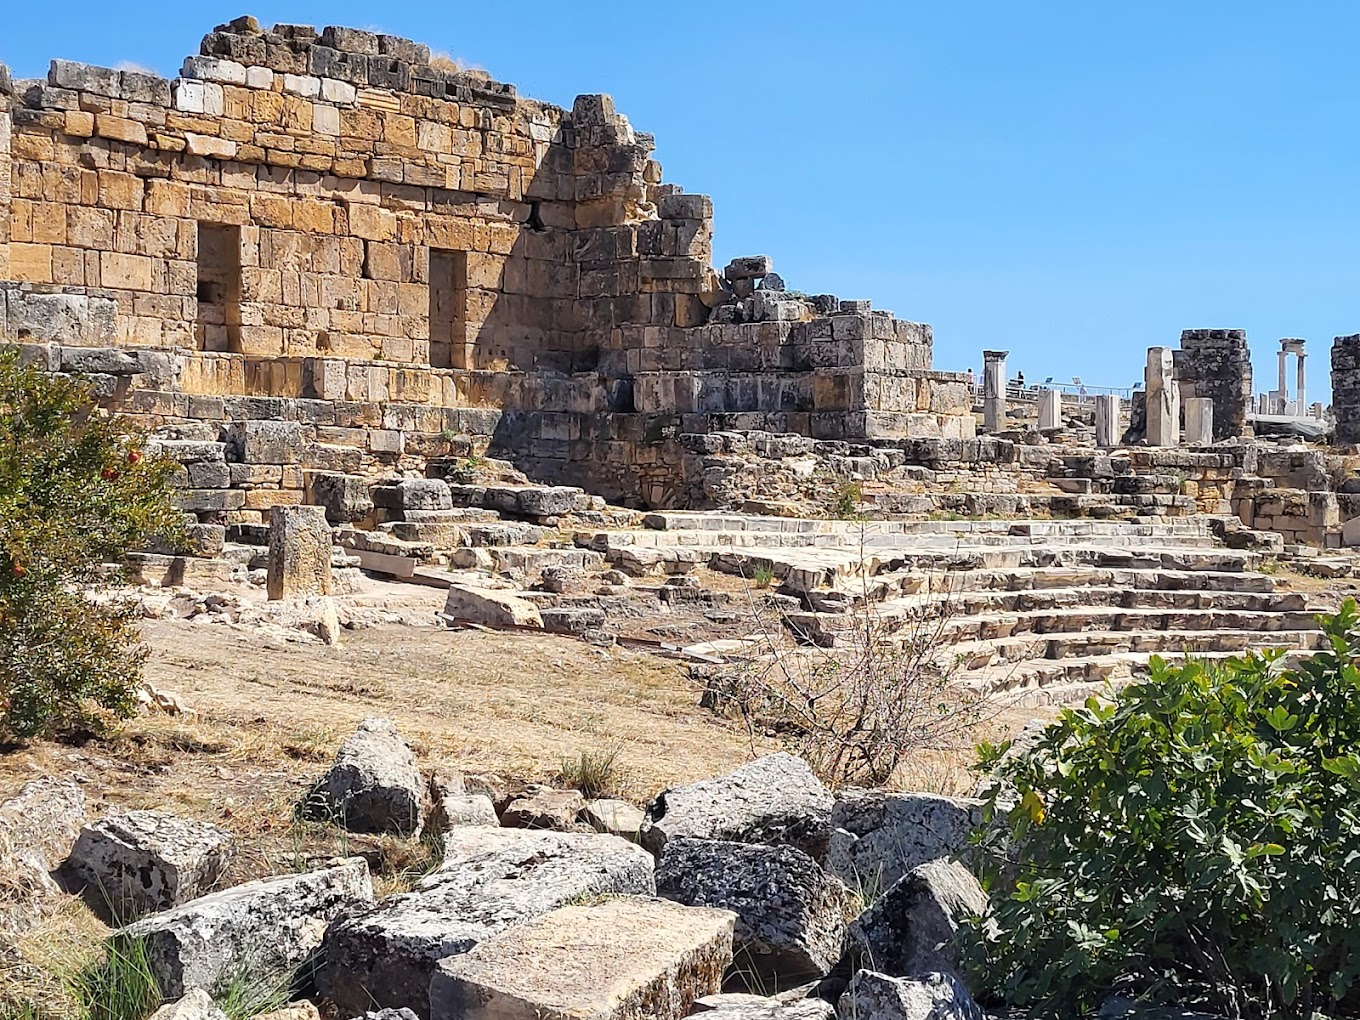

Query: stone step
left=801, top=566, right=1282, bottom=611
left=705, top=545, right=1259, bottom=593
left=804, top=585, right=1309, bottom=619
left=641, top=511, right=1213, bottom=539
left=958, top=645, right=1319, bottom=703
left=948, top=627, right=1326, bottom=672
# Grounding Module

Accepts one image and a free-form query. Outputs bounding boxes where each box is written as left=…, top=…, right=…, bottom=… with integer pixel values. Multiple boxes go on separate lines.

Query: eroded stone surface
left=301, top=717, right=427, bottom=836
left=149, top=988, right=229, bottom=1020
left=825, top=791, right=981, bottom=892
left=428, top=897, right=735, bottom=1020
left=267, top=505, right=333, bottom=601
left=121, top=857, right=373, bottom=998
left=68, top=809, right=235, bottom=920
left=657, top=837, right=854, bottom=985
left=317, top=827, right=656, bottom=1017
left=836, top=970, right=982, bottom=1020
left=0, top=777, right=86, bottom=905
left=640, top=753, right=834, bottom=858
left=843, top=858, right=988, bottom=978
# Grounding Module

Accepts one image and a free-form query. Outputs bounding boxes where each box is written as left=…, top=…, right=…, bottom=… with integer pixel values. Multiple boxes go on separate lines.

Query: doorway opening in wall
left=195, top=223, right=242, bottom=353
left=428, top=248, right=468, bottom=369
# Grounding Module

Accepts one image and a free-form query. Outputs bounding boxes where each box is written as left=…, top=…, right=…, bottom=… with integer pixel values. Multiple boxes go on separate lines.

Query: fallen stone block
left=68, top=809, right=235, bottom=921
left=657, top=838, right=854, bottom=986
left=843, top=858, right=987, bottom=978
left=0, top=777, right=86, bottom=903
left=430, top=794, right=499, bottom=830
left=442, top=583, right=543, bottom=629
left=539, top=607, right=607, bottom=637
left=836, top=969, right=982, bottom=1020
left=149, top=988, right=229, bottom=1020
left=300, top=718, right=427, bottom=836
left=317, top=827, right=655, bottom=1017
left=825, top=791, right=981, bottom=892
left=582, top=798, right=645, bottom=839
left=640, top=753, right=834, bottom=859
left=693, top=994, right=834, bottom=1018
left=121, top=857, right=372, bottom=999
left=428, top=897, right=735, bottom=1020
left=501, top=788, right=585, bottom=831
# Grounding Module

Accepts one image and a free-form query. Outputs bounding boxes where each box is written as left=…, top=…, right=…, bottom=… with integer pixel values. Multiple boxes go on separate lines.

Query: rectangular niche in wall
left=195, top=224, right=242, bottom=353
left=428, top=248, right=468, bottom=369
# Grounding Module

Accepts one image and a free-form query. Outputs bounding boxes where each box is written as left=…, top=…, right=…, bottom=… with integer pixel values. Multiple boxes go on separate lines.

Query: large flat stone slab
left=428, top=897, right=734, bottom=1020
left=317, top=827, right=655, bottom=1017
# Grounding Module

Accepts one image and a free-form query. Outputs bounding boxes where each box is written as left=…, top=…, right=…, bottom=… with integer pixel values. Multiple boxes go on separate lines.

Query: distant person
left=1016, top=371, right=1025, bottom=389
left=966, top=368, right=975, bottom=391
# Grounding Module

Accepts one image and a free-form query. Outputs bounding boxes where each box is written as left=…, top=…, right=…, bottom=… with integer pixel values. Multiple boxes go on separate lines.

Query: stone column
left=1094, top=394, right=1120, bottom=447
left=982, top=350, right=1008, bottom=432
left=1277, top=347, right=1289, bottom=411
left=1037, top=389, right=1061, bottom=429
left=1145, top=347, right=1180, bottom=447
left=1184, top=397, right=1213, bottom=446
left=267, top=505, right=334, bottom=600
left=1296, top=352, right=1307, bottom=412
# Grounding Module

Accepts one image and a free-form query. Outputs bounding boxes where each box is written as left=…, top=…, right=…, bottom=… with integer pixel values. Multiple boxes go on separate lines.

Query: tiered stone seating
left=583, top=513, right=1332, bottom=706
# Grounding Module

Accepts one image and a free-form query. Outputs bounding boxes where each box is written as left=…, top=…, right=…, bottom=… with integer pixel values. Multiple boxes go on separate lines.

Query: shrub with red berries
left=0, top=349, right=180, bottom=738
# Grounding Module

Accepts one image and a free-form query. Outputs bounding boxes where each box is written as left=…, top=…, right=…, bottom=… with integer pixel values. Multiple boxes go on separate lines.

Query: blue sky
left=5, top=1, right=1357, bottom=401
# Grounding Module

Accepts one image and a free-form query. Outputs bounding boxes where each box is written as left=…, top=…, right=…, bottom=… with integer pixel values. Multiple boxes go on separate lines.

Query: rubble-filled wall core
left=1175, top=328, right=1252, bottom=441
left=0, top=17, right=972, bottom=512
left=1332, top=334, right=1360, bottom=445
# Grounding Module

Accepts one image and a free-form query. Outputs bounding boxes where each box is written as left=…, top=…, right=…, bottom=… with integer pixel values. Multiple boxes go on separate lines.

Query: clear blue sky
left=5, top=1, right=1357, bottom=401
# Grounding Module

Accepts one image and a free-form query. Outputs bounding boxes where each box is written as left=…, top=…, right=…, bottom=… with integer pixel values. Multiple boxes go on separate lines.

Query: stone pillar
left=267, top=505, right=334, bottom=601
left=1176, top=329, right=1251, bottom=439
left=1145, top=347, right=1180, bottom=447
left=1037, top=388, right=1062, bottom=429
left=982, top=350, right=1007, bottom=432
left=0, top=62, right=12, bottom=281
left=1277, top=348, right=1289, bottom=405
left=1331, top=335, right=1360, bottom=444
left=1094, top=394, right=1121, bottom=447
left=1296, top=352, right=1307, bottom=413
left=1184, top=397, right=1214, bottom=446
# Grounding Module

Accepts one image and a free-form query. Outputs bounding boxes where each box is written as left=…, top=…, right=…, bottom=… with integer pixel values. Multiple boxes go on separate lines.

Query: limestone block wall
left=0, top=19, right=977, bottom=507
left=1, top=62, right=12, bottom=281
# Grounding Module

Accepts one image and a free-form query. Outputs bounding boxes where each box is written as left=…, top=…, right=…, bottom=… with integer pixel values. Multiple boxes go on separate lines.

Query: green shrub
left=829, top=480, right=863, bottom=520
left=965, top=600, right=1360, bottom=1019
left=558, top=744, right=623, bottom=800
left=0, top=350, right=180, bottom=738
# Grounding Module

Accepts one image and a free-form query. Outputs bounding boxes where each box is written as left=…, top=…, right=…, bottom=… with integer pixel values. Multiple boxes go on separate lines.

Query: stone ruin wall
left=0, top=18, right=972, bottom=517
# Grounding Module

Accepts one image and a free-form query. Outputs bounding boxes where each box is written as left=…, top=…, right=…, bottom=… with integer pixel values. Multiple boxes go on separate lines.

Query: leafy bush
left=0, top=350, right=180, bottom=738
left=966, top=600, right=1360, bottom=1019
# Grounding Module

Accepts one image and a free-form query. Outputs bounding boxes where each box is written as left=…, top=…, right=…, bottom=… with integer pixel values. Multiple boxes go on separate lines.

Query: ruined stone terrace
left=0, top=17, right=970, bottom=509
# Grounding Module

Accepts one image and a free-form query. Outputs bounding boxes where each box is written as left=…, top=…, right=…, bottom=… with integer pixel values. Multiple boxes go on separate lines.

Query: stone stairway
left=581, top=513, right=1332, bottom=706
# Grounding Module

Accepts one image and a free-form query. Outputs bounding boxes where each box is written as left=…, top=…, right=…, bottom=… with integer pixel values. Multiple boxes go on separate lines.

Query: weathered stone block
left=226, top=420, right=308, bottom=464
left=300, top=718, right=427, bottom=836
left=68, top=810, right=235, bottom=921
left=121, top=858, right=373, bottom=999
left=428, top=898, right=734, bottom=1020
left=267, top=504, right=333, bottom=600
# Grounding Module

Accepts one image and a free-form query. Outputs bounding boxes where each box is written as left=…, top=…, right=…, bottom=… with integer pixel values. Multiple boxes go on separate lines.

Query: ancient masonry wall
left=1333, top=334, right=1360, bottom=446
left=1175, top=328, right=1251, bottom=441
left=0, top=19, right=971, bottom=512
